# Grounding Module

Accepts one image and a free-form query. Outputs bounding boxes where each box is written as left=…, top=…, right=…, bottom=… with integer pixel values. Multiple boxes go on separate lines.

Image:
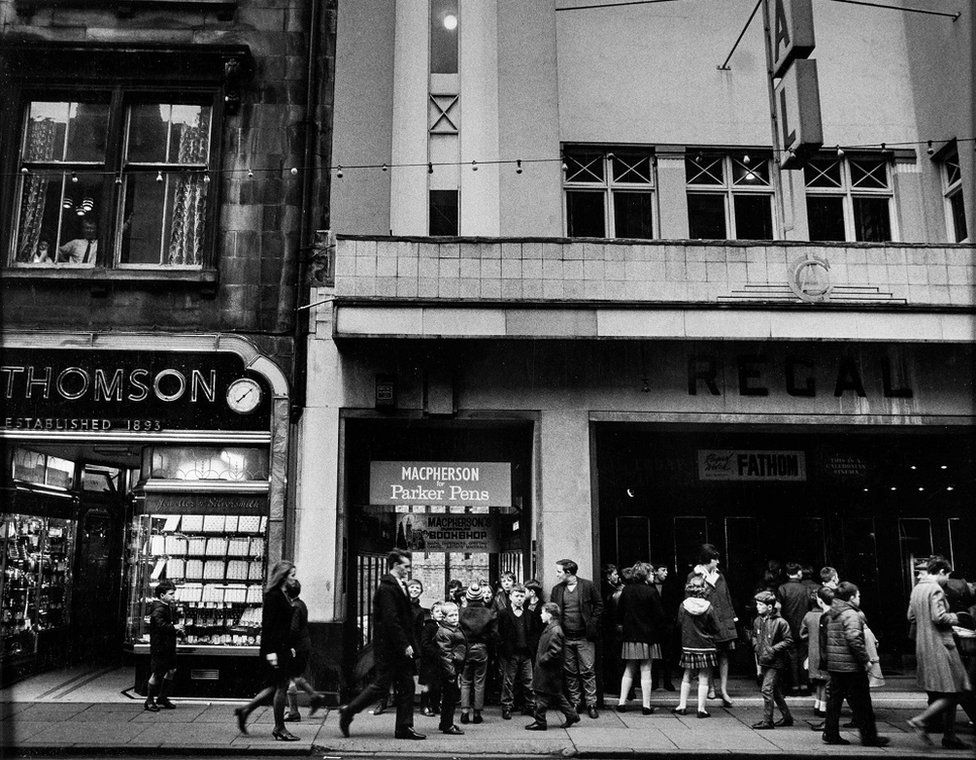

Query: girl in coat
left=283, top=579, right=326, bottom=721
left=433, top=601, right=467, bottom=735
left=614, top=562, right=665, bottom=715
left=234, top=560, right=298, bottom=741
left=906, top=558, right=972, bottom=750
left=688, top=544, right=738, bottom=706
left=145, top=579, right=183, bottom=711
left=800, top=586, right=833, bottom=717
left=674, top=577, right=720, bottom=718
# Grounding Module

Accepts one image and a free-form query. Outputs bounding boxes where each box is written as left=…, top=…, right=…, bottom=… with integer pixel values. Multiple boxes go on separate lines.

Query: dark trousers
left=760, top=666, right=792, bottom=724
left=532, top=690, right=578, bottom=726
left=787, top=641, right=809, bottom=691
left=438, top=675, right=460, bottom=731
left=825, top=670, right=877, bottom=743
left=346, top=654, right=415, bottom=734
left=501, top=652, right=534, bottom=711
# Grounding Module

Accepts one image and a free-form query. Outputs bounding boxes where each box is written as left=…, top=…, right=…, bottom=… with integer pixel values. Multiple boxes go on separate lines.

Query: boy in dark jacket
left=526, top=603, right=581, bottom=731
left=419, top=601, right=444, bottom=716
left=497, top=584, right=536, bottom=719
left=434, top=602, right=466, bottom=735
left=750, top=590, right=794, bottom=729
left=146, top=579, right=183, bottom=711
left=459, top=582, right=495, bottom=724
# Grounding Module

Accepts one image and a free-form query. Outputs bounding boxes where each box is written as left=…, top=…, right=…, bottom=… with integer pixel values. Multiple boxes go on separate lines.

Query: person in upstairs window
left=57, top=219, right=98, bottom=264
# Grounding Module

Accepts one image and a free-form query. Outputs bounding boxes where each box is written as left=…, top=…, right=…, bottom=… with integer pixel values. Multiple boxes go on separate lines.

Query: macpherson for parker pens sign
left=698, top=450, right=807, bottom=481
left=369, top=461, right=512, bottom=507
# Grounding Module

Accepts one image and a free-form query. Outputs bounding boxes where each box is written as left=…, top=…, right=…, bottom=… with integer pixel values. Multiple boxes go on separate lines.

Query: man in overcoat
left=339, top=550, right=424, bottom=740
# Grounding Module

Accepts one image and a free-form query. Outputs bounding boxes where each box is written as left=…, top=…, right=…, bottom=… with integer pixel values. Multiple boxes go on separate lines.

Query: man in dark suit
left=550, top=558, right=604, bottom=718
left=651, top=562, right=679, bottom=691
left=338, top=550, right=424, bottom=740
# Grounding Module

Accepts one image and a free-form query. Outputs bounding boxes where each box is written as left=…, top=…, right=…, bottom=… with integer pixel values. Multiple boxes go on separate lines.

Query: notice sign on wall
left=369, top=461, right=512, bottom=507
left=698, top=450, right=807, bottom=481
left=395, top=513, right=500, bottom=552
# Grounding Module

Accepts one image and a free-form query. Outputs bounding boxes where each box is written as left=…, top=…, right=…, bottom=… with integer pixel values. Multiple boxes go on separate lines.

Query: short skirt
left=621, top=642, right=662, bottom=661
left=679, top=649, right=718, bottom=670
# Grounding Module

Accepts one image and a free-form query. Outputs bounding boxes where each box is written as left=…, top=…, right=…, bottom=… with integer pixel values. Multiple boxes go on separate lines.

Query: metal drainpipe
left=288, top=0, right=325, bottom=423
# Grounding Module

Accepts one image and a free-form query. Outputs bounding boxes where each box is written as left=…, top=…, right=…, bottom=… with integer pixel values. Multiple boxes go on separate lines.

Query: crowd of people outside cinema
left=143, top=545, right=974, bottom=746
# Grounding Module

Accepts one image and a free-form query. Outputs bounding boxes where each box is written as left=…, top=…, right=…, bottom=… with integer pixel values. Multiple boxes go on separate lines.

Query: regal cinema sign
left=698, top=450, right=807, bottom=481
left=369, top=461, right=512, bottom=507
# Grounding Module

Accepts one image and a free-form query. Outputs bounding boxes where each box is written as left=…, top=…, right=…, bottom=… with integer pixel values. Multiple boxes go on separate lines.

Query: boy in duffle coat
left=525, top=603, right=581, bottom=731
left=750, top=590, right=794, bottom=730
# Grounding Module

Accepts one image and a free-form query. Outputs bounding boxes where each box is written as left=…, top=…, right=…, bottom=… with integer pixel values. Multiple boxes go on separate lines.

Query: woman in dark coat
left=145, top=579, right=182, bottom=711
left=688, top=544, right=738, bottom=706
left=614, top=563, right=665, bottom=714
left=234, top=560, right=298, bottom=741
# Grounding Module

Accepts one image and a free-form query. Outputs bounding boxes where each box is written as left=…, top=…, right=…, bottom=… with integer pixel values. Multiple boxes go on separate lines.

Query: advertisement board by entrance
left=369, top=461, right=512, bottom=507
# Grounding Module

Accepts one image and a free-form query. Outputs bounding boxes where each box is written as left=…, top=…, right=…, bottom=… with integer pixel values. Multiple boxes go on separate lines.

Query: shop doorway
left=342, top=418, right=533, bottom=694
left=596, top=425, right=975, bottom=673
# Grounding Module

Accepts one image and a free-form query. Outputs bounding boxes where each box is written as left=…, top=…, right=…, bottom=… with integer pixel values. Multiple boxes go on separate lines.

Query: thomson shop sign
left=1, top=349, right=271, bottom=433
left=369, top=461, right=512, bottom=507
left=698, top=450, right=806, bottom=481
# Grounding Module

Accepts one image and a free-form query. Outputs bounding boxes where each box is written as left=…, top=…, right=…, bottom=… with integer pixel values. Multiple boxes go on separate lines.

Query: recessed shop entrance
left=342, top=418, right=534, bottom=691
left=596, top=424, right=975, bottom=673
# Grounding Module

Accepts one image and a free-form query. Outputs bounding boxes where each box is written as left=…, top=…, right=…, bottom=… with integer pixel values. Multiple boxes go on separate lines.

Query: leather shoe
left=587, top=706, right=599, bottom=719
left=642, top=707, right=655, bottom=715
left=774, top=717, right=794, bottom=727
left=822, top=736, right=850, bottom=745
left=560, top=715, right=581, bottom=728
left=441, top=725, right=464, bottom=735
left=502, top=709, right=512, bottom=720
left=809, top=721, right=825, bottom=731
left=337, top=706, right=352, bottom=737
left=272, top=727, right=299, bottom=741
left=459, top=712, right=470, bottom=724
left=473, top=711, right=484, bottom=724
left=394, top=728, right=426, bottom=740
left=672, top=707, right=687, bottom=715
left=525, top=721, right=548, bottom=731
left=751, top=721, right=774, bottom=730
left=234, top=707, right=247, bottom=735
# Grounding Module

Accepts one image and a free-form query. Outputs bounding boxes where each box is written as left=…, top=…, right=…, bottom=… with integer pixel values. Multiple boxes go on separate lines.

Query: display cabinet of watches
left=125, top=512, right=267, bottom=650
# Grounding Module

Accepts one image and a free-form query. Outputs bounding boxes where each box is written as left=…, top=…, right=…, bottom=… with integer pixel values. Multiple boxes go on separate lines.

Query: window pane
left=430, top=0, right=458, bottom=74
left=25, top=101, right=109, bottom=163
left=687, top=193, right=726, bottom=239
left=944, top=156, right=961, bottom=187
left=565, top=150, right=605, bottom=183
left=566, top=191, right=605, bottom=237
left=15, top=171, right=103, bottom=265
left=120, top=172, right=208, bottom=265
left=852, top=196, right=891, bottom=242
left=804, top=158, right=842, bottom=188
left=611, top=151, right=652, bottom=184
left=429, top=189, right=458, bottom=235
left=685, top=155, right=724, bottom=185
left=613, top=192, right=653, bottom=239
left=732, top=157, right=769, bottom=186
left=949, top=189, right=968, bottom=242
left=849, top=158, right=888, bottom=189
left=733, top=194, right=773, bottom=240
left=806, top=196, right=846, bottom=241
left=127, top=103, right=212, bottom=165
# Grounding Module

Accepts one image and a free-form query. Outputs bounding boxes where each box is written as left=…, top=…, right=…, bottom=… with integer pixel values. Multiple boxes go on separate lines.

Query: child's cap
left=754, top=590, right=776, bottom=606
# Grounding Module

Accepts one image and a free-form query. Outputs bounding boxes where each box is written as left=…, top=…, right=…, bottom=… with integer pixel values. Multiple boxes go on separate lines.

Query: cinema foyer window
left=804, top=155, right=893, bottom=243
left=941, top=149, right=968, bottom=243
left=685, top=152, right=774, bottom=240
left=564, top=147, right=655, bottom=239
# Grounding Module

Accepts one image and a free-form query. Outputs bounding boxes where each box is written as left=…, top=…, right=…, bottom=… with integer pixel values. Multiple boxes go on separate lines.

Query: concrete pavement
left=1, top=697, right=973, bottom=758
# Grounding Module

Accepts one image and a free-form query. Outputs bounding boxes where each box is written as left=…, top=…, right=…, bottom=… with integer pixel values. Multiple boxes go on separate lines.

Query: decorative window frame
left=684, top=151, right=775, bottom=239
left=938, top=146, right=968, bottom=243
left=803, top=153, right=898, bottom=242
left=0, top=42, right=252, bottom=282
left=562, top=145, right=657, bottom=239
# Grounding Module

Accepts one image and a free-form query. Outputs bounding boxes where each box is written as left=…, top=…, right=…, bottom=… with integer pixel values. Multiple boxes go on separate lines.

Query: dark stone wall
left=0, top=0, right=335, bottom=377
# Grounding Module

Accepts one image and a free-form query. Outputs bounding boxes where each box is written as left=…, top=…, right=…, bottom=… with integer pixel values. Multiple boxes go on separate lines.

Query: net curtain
left=17, top=118, right=57, bottom=262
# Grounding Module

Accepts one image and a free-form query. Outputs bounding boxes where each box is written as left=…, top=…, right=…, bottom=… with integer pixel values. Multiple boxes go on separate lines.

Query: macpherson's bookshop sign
left=369, top=461, right=512, bottom=507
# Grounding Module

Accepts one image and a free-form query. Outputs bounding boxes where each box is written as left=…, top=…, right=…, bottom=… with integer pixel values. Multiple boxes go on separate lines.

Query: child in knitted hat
left=459, top=581, right=495, bottom=723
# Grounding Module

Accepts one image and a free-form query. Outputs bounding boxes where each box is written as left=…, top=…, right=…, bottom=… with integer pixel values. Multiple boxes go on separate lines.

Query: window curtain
left=17, top=119, right=57, bottom=262
left=166, top=109, right=210, bottom=265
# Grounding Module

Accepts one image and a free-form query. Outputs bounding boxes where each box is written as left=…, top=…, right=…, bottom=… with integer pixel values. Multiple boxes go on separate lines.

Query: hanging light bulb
left=290, top=166, right=299, bottom=175
left=156, top=170, right=164, bottom=183
left=694, top=152, right=703, bottom=164
left=115, top=174, right=123, bottom=186
left=202, top=173, right=211, bottom=184
left=381, top=163, right=388, bottom=172
left=742, top=154, right=751, bottom=165
left=606, top=152, right=615, bottom=161
left=880, top=142, right=886, bottom=152
left=428, top=162, right=434, bottom=175
left=471, top=160, right=478, bottom=171
left=71, top=172, right=79, bottom=183
left=836, top=146, right=845, bottom=157
left=335, top=165, right=343, bottom=179
left=926, top=140, right=935, bottom=156
left=20, top=166, right=29, bottom=175
left=561, top=160, right=568, bottom=173
left=246, top=167, right=254, bottom=180
left=515, top=159, right=523, bottom=175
